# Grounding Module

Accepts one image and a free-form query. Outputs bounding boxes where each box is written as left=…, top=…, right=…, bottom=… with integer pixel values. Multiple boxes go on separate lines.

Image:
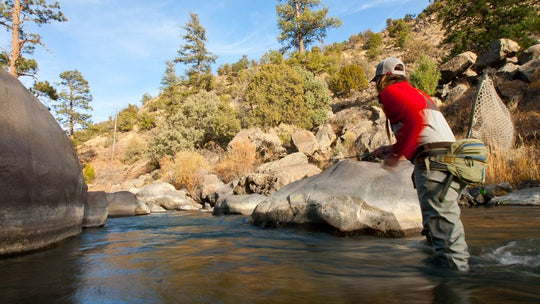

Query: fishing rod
left=334, top=152, right=374, bottom=160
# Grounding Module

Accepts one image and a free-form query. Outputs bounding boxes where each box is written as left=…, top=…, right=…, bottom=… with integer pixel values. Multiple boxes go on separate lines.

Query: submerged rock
left=250, top=160, right=422, bottom=236
left=0, top=70, right=87, bottom=256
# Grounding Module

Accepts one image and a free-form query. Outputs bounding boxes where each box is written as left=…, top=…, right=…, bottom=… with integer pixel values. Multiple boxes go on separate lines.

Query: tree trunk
left=69, top=86, right=74, bottom=139
left=294, top=0, right=304, bottom=54
left=9, top=0, right=22, bottom=78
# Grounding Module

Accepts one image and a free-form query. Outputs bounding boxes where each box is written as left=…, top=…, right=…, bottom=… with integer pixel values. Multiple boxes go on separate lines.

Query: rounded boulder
left=0, top=70, right=87, bottom=256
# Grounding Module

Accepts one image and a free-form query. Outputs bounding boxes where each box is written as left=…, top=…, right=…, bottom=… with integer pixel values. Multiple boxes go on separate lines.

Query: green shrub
left=386, top=18, right=412, bottom=48
left=295, top=68, right=332, bottom=128
left=207, top=101, right=241, bottom=146
left=364, top=31, right=382, bottom=59
left=432, top=0, right=540, bottom=56
left=117, top=104, right=138, bottom=132
left=83, top=163, right=95, bottom=183
left=72, top=120, right=112, bottom=145
left=137, top=112, right=156, bottom=131
left=231, top=55, right=250, bottom=76
left=243, top=64, right=306, bottom=129
left=260, top=50, right=284, bottom=65
left=217, top=63, right=231, bottom=76
left=409, top=55, right=441, bottom=96
left=148, top=91, right=240, bottom=161
left=286, top=49, right=339, bottom=75
left=329, top=64, right=368, bottom=97
left=123, top=137, right=147, bottom=164
left=187, top=72, right=215, bottom=92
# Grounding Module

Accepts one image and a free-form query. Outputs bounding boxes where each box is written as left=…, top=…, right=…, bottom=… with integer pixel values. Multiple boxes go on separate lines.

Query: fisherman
left=371, top=57, right=470, bottom=272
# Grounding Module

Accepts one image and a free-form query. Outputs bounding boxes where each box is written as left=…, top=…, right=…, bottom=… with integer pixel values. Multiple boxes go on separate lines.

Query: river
left=1, top=206, right=539, bottom=303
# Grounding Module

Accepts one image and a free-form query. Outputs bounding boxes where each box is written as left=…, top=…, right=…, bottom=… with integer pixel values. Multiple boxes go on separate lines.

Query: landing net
left=467, top=73, right=514, bottom=149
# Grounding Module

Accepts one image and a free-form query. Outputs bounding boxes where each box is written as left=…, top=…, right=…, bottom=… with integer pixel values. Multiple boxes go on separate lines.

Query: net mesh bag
left=468, top=74, right=514, bottom=149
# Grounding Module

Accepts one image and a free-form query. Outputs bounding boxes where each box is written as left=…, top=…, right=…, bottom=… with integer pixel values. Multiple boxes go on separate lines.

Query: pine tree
left=30, top=80, right=58, bottom=107
left=0, top=0, right=66, bottom=78
left=161, top=60, right=181, bottom=88
left=276, top=0, right=342, bottom=54
left=54, top=70, right=93, bottom=139
left=174, top=12, right=217, bottom=76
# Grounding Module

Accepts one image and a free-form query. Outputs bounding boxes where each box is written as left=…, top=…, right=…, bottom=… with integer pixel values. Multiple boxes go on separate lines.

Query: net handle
left=467, top=72, right=488, bottom=139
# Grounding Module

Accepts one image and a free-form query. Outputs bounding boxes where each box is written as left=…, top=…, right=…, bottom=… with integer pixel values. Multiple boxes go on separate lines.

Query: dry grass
left=160, top=150, right=209, bottom=194
left=213, top=138, right=256, bottom=183
left=485, top=143, right=540, bottom=186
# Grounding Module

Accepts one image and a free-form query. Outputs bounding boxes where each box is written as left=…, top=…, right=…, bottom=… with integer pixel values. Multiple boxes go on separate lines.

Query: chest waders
left=413, top=142, right=470, bottom=272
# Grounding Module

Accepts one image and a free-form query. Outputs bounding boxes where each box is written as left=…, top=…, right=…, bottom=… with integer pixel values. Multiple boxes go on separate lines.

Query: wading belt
left=413, top=141, right=456, bottom=202
left=414, top=142, right=453, bottom=171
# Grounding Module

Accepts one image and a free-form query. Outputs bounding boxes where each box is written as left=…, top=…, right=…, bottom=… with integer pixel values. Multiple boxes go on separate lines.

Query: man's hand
left=372, top=145, right=393, bottom=159
left=382, top=153, right=400, bottom=167
left=373, top=145, right=400, bottom=167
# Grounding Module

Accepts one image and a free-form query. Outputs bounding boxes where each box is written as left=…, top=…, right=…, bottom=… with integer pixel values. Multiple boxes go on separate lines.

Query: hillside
left=77, top=10, right=539, bottom=193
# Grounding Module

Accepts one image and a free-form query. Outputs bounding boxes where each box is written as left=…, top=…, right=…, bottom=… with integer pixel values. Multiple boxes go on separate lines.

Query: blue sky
left=7, top=0, right=431, bottom=123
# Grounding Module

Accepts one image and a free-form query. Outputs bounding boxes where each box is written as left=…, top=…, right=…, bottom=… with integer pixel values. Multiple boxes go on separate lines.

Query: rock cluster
left=440, top=39, right=540, bottom=110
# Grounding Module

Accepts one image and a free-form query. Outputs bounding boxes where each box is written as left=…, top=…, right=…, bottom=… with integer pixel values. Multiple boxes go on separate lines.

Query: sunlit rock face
left=250, top=160, right=422, bottom=236
left=0, top=69, right=87, bottom=256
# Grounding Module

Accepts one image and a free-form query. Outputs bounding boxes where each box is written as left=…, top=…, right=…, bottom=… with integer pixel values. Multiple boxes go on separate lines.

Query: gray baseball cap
left=370, top=57, right=405, bottom=82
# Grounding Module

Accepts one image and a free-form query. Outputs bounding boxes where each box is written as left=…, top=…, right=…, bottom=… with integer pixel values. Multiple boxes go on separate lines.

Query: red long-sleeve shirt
left=379, top=81, right=427, bottom=159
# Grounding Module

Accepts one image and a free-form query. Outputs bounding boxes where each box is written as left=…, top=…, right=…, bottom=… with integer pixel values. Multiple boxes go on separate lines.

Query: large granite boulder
left=440, top=51, right=477, bottom=83
left=197, top=172, right=226, bottom=205
left=518, top=59, right=540, bottom=83
left=291, top=129, right=319, bottom=156
left=234, top=153, right=322, bottom=195
left=135, top=182, right=201, bottom=211
left=518, top=44, right=540, bottom=64
left=107, top=191, right=150, bottom=217
left=83, top=191, right=109, bottom=227
left=250, top=160, right=422, bottom=236
left=443, top=83, right=469, bottom=102
left=0, top=70, right=87, bottom=256
left=474, top=38, right=520, bottom=71
left=315, top=123, right=336, bottom=152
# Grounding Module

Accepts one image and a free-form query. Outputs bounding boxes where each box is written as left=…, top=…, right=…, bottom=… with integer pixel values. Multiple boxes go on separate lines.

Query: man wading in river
left=371, top=57, right=470, bottom=272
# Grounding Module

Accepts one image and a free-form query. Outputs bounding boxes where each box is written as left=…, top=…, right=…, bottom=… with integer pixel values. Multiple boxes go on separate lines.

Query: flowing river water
left=1, top=206, right=539, bottom=303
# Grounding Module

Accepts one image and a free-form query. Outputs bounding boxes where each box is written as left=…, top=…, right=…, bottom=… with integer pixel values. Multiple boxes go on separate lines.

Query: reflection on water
left=1, top=206, right=539, bottom=303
